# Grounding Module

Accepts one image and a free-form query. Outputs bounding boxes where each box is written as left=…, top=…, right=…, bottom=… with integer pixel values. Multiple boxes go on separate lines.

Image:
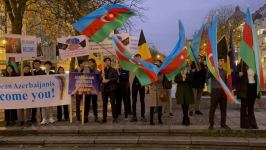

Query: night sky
left=133, top=0, right=265, bottom=55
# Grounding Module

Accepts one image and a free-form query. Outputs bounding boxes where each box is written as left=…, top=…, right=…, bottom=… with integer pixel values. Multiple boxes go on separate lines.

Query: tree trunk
left=11, top=18, right=23, bottom=34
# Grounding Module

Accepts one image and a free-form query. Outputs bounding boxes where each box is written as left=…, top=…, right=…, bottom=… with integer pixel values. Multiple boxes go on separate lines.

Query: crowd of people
left=2, top=54, right=261, bottom=130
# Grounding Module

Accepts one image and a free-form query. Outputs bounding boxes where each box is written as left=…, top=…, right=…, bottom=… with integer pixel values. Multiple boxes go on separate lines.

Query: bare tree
left=205, top=5, right=244, bottom=52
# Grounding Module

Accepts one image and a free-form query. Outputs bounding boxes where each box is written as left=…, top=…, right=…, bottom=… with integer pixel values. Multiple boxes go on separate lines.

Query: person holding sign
left=101, top=57, right=118, bottom=123
left=40, top=61, right=56, bottom=125
left=74, top=60, right=85, bottom=121
left=18, top=65, right=33, bottom=126
left=82, top=59, right=100, bottom=123
left=31, top=59, right=45, bottom=123
left=56, top=66, right=69, bottom=122
left=4, top=65, right=18, bottom=126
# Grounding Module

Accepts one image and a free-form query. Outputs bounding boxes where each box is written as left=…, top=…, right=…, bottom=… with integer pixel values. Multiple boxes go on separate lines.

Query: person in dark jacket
left=74, top=59, right=85, bottom=121
left=31, top=59, right=45, bottom=123
left=175, top=66, right=194, bottom=126
left=4, top=65, right=18, bottom=126
left=116, top=65, right=130, bottom=120
left=207, top=57, right=230, bottom=130
left=236, top=61, right=260, bottom=129
left=190, top=58, right=207, bottom=116
left=56, top=66, right=69, bottom=122
left=101, top=57, right=118, bottom=123
left=131, top=54, right=146, bottom=122
left=83, top=59, right=100, bottom=123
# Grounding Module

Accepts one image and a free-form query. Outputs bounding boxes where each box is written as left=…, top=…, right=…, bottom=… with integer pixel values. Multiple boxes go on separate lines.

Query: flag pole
left=81, top=94, right=85, bottom=126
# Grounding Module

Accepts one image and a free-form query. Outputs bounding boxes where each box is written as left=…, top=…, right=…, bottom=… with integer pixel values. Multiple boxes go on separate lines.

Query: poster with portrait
left=5, top=34, right=37, bottom=58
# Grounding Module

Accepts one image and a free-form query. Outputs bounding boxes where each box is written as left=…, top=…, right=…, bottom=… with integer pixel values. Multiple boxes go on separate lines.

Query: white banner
left=57, top=35, right=89, bottom=59
left=88, top=33, right=138, bottom=54
left=0, top=75, right=70, bottom=109
left=5, top=34, right=37, bottom=58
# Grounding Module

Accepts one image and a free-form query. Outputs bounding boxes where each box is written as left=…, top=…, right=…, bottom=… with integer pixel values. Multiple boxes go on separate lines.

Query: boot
left=158, top=107, right=163, bottom=124
left=150, top=107, right=154, bottom=125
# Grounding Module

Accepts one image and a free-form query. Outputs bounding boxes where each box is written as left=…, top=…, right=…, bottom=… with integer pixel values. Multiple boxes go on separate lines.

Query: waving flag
left=112, top=36, right=158, bottom=86
left=159, top=20, right=187, bottom=80
left=240, top=9, right=265, bottom=93
left=191, top=24, right=205, bottom=60
left=74, top=4, right=135, bottom=43
left=217, top=36, right=234, bottom=91
left=137, top=30, right=153, bottom=63
left=206, top=17, right=239, bottom=104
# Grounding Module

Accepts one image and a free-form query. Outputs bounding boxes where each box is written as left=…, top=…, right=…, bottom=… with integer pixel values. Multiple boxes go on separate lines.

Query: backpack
left=162, top=75, right=172, bottom=89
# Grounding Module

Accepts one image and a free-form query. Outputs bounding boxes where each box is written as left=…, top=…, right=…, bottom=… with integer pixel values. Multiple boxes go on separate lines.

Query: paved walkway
left=0, top=96, right=266, bottom=130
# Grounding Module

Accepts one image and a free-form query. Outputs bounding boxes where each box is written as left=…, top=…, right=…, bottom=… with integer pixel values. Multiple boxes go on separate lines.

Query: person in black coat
left=190, top=58, right=207, bottom=116
left=4, top=65, right=18, bottom=126
left=116, top=65, right=130, bottom=120
left=131, top=54, right=146, bottom=122
left=101, top=57, right=118, bottom=123
left=31, top=59, right=45, bottom=123
left=74, top=60, right=85, bottom=121
left=236, top=61, right=260, bottom=129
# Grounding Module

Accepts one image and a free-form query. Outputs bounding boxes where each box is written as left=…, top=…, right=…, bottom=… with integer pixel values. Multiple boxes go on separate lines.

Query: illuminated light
left=2, top=39, right=6, bottom=45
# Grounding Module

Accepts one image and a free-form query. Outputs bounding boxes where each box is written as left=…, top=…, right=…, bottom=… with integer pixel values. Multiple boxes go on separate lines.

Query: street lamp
left=156, top=54, right=161, bottom=59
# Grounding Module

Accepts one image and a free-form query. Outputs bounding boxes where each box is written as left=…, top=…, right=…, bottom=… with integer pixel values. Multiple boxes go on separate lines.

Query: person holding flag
left=236, top=61, right=259, bottom=129
left=207, top=57, right=231, bottom=130
left=175, top=64, right=194, bottom=126
left=101, top=57, right=119, bottom=123
left=236, top=9, right=265, bottom=129
left=130, top=54, right=147, bottom=122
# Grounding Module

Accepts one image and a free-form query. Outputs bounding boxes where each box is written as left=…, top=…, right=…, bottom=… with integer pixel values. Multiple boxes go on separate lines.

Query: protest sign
left=57, top=35, right=89, bottom=59
left=68, top=73, right=100, bottom=95
left=0, top=74, right=70, bottom=109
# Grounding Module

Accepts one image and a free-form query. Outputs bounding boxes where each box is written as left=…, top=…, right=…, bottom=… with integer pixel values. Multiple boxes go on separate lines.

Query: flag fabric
left=240, top=9, right=265, bottom=93
left=188, top=44, right=199, bottom=70
left=73, top=4, right=135, bottom=43
left=217, top=36, right=233, bottom=91
left=190, top=24, right=205, bottom=60
left=137, top=30, right=153, bottom=62
left=158, top=20, right=187, bottom=80
left=112, top=36, right=158, bottom=86
left=206, top=17, right=239, bottom=104
left=7, top=57, right=19, bottom=74
left=228, top=30, right=237, bottom=90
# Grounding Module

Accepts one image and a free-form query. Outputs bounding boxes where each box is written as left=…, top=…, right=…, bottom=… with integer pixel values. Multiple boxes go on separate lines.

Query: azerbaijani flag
left=190, top=24, right=205, bottom=60
left=239, top=9, right=265, bottom=93
left=159, top=20, right=187, bottom=80
left=206, top=17, right=239, bottom=104
left=74, top=4, right=135, bottom=43
left=137, top=30, right=153, bottom=63
left=112, top=36, right=158, bottom=86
